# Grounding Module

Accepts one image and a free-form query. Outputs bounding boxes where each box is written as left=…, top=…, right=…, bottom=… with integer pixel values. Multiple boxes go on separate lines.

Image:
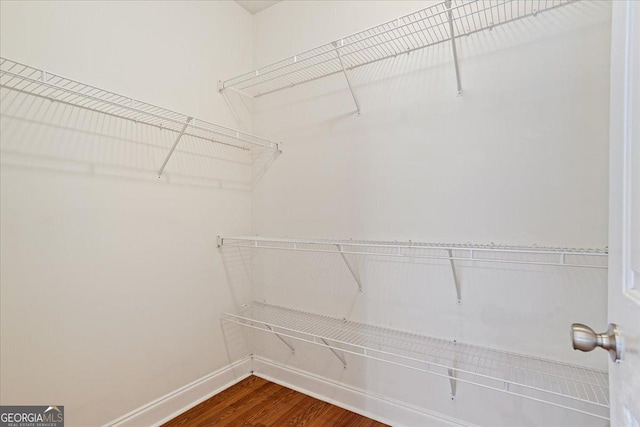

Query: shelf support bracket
left=448, top=343, right=458, bottom=399
left=448, top=249, right=461, bottom=304
left=157, top=117, right=193, bottom=179
left=265, top=324, right=295, bottom=355
left=447, top=367, right=457, bottom=399
left=336, top=245, right=363, bottom=292
left=445, top=0, right=463, bottom=96
left=320, top=338, right=347, bottom=369
left=333, top=41, right=361, bottom=115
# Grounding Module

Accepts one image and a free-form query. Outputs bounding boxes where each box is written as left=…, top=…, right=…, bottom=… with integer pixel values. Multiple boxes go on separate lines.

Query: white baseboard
left=105, top=356, right=252, bottom=427
left=103, top=355, right=473, bottom=427
left=252, top=356, right=477, bottom=427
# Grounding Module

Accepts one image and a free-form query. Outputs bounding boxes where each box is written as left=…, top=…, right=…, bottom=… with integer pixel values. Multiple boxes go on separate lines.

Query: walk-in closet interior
left=1, top=1, right=638, bottom=426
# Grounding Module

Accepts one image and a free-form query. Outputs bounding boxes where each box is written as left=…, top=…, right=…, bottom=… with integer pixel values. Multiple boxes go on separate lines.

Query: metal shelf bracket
left=448, top=343, right=459, bottom=399
left=320, top=337, right=347, bottom=369
left=448, top=364, right=458, bottom=400
left=336, top=244, right=363, bottom=292
left=333, top=40, right=361, bottom=115
left=265, top=324, right=295, bottom=355
left=445, top=0, right=463, bottom=96
left=157, top=117, right=193, bottom=179
left=448, top=249, right=462, bottom=303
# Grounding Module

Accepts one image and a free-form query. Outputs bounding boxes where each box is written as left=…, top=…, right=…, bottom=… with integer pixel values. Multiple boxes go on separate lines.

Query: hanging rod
left=219, top=0, right=577, bottom=98
left=218, top=236, right=608, bottom=269
left=0, top=57, right=281, bottom=177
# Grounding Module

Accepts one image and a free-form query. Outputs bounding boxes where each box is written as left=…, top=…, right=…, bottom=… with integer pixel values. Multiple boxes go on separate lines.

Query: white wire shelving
left=0, top=57, right=281, bottom=178
left=218, top=236, right=607, bottom=302
left=219, top=0, right=577, bottom=107
left=222, top=301, right=609, bottom=420
left=218, top=236, right=608, bottom=269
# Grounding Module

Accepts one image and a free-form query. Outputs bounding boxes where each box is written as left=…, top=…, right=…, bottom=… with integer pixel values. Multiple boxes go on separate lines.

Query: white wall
left=0, top=2, right=254, bottom=426
left=0, top=1, right=614, bottom=426
left=244, top=1, right=612, bottom=426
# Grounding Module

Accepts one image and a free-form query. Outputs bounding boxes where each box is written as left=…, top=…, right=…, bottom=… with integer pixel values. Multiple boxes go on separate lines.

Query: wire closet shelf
left=219, top=0, right=576, bottom=97
left=222, top=301, right=609, bottom=420
left=218, top=236, right=608, bottom=269
left=0, top=57, right=281, bottom=176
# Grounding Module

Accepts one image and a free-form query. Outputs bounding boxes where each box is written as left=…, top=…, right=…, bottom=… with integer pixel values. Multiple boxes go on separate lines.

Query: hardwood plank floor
left=162, top=375, right=388, bottom=427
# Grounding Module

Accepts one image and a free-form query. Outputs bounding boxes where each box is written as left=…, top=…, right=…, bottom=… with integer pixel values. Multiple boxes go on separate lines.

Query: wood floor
left=162, top=375, right=388, bottom=427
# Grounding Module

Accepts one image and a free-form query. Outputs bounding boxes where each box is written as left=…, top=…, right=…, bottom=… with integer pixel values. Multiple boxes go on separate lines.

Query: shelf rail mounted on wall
left=218, top=236, right=608, bottom=302
left=0, top=57, right=281, bottom=178
left=219, top=0, right=576, bottom=109
left=222, top=301, right=609, bottom=420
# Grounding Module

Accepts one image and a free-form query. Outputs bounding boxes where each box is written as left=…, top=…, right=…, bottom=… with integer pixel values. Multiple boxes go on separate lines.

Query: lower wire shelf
left=222, top=302, right=609, bottom=420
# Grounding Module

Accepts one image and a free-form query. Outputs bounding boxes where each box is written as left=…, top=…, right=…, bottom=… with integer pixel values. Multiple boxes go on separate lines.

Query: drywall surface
left=245, top=1, right=612, bottom=426
left=0, top=1, right=254, bottom=426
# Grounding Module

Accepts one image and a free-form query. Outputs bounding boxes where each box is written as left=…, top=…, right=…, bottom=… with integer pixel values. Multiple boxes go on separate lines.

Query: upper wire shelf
left=0, top=57, right=281, bottom=176
left=218, top=236, right=608, bottom=269
left=223, top=301, right=609, bottom=419
left=220, top=0, right=576, bottom=98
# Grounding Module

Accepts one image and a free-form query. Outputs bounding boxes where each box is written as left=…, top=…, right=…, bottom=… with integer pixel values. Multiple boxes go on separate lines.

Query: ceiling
left=235, top=0, right=282, bottom=15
